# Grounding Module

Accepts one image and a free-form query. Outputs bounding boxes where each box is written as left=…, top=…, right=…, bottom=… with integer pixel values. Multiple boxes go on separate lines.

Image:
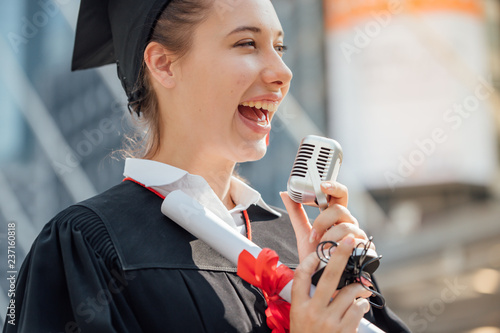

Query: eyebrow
left=227, top=26, right=284, bottom=38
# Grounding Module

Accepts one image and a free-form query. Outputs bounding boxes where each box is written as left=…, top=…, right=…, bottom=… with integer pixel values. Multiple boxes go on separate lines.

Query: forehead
left=206, top=0, right=284, bottom=36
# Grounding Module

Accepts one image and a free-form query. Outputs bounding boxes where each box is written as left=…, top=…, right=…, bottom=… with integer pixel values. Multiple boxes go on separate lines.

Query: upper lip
left=239, top=93, right=283, bottom=105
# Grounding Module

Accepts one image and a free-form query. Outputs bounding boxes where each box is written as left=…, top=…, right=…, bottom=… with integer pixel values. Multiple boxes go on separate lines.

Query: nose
left=261, top=50, right=293, bottom=89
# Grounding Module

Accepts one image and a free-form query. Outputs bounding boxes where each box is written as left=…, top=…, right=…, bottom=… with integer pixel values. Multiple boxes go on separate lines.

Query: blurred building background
left=1, top=0, right=499, bottom=332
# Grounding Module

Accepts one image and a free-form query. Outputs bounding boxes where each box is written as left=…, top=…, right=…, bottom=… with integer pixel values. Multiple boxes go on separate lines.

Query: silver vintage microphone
left=287, top=135, right=343, bottom=210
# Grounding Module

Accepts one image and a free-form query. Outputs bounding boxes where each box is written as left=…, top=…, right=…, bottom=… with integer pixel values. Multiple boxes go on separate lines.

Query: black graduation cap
left=71, top=0, right=172, bottom=106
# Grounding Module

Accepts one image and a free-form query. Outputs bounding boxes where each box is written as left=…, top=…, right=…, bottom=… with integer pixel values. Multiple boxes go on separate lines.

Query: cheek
left=217, top=67, right=253, bottom=92
left=184, top=56, right=260, bottom=120
left=222, top=57, right=259, bottom=88
left=234, top=69, right=254, bottom=86
left=210, top=67, right=255, bottom=109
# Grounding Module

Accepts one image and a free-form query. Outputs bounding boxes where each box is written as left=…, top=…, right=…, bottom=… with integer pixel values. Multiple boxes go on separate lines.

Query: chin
left=234, top=139, right=268, bottom=163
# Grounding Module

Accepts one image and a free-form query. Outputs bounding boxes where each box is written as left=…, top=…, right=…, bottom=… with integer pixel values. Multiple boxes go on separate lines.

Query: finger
left=341, top=298, right=371, bottom=332
left=280, top=192, right=311, bottom=244
left=320, top=181, right=348, bottom=207
left=313, top=204, right=360, bottom=239
left=353, top=238, right=376, bottom=253
left=312, top=234, right=355, bottom=306
left=329, top=283, right=373, bottom=318
left=320, top=223, right=368, bottom=244
left=351, top=236, right=377, bottom=253
left=291, top=252, right=319, bottom=304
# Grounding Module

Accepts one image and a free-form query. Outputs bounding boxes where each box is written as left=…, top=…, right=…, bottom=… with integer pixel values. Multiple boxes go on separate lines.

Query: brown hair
left=125, top=0, right=213, bottom=159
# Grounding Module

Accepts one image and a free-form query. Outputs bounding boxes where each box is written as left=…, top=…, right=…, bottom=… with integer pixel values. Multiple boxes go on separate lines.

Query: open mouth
left=237, top=101, right=278, bottom=127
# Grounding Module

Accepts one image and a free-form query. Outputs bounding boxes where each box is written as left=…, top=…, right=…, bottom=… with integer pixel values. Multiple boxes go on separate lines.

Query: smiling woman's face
left=160, top=0, right=293, bottom=164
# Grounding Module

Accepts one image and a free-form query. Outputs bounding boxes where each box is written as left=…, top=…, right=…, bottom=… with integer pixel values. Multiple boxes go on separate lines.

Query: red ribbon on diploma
left=237, top=248, right=295, bottom=333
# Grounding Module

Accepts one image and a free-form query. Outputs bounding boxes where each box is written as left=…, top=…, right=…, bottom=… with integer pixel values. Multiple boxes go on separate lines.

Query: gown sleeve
left=364, top=276, right=412, bottom=333
left=3, top=206, right=142, bottom=333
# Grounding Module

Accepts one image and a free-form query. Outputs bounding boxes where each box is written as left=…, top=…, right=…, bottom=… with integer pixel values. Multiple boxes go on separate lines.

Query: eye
left=275, top=44, right=288, bottom=55
left=234, top=40, right=256, bottom=48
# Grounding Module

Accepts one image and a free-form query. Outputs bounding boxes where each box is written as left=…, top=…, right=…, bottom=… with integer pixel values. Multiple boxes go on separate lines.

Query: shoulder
left=78, top=180, right=163, bottom=214
left=50, top=181, right=160, bottom=230
left=41, top=189, right=129, bottom=269
left=33, top=181, right=157, bottom=270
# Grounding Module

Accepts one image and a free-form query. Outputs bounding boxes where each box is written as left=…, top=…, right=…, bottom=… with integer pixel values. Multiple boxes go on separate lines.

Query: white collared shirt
left=123, top=158, right=280, bottom=235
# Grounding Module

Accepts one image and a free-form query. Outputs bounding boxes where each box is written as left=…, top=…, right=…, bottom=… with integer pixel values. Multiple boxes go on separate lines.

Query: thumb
left=280, top=192, right=312, bottom=248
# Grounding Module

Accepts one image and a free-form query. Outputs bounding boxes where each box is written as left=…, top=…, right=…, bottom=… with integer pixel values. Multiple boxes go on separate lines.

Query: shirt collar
left=229, top=177, right=281, bottom=217
left=123, top=158, right=188, bottom=187
left=123, top=158, right=280, bottom=225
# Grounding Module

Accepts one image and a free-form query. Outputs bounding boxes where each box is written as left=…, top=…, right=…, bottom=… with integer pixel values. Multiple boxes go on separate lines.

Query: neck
left=151, top=147, right=236, bottom=210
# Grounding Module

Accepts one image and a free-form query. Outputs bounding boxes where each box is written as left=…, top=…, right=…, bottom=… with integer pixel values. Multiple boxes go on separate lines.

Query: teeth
left=256, top=114, right=267, bottom=126
left=240, top=101, right=279, bottom=113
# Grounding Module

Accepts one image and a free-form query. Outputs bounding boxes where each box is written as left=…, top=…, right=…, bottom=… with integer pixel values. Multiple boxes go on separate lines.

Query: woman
left=5, top=0, right=409, bottom=332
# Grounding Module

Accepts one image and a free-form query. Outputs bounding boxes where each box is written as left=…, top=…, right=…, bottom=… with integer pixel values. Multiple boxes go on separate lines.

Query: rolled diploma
left=161, top=190, right=384, bottom=333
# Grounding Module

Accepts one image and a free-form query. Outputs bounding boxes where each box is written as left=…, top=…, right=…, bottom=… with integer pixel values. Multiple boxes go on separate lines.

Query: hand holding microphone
left=281, top=135, right=385, bottom=332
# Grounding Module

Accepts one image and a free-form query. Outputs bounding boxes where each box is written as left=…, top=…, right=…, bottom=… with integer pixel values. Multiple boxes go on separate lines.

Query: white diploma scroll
left=161, top=190, right=384, bottom=333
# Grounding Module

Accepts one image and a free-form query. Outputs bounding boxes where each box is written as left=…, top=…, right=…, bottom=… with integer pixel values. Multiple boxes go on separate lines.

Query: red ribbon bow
left=237, top=248, right=295, bottom=333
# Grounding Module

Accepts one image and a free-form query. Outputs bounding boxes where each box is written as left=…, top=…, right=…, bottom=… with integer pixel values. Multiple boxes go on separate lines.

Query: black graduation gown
left=3, top=181, right=410, bottom=333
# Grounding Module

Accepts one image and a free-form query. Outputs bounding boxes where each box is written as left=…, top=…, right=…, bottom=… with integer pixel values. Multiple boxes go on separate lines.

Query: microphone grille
left=290, top=143, right=314, bottom=178
left=288, top=188, right=303, bottom=202
left=290, top=144, right=334, bottom=180
left=317, top=146, right=334, bottom=180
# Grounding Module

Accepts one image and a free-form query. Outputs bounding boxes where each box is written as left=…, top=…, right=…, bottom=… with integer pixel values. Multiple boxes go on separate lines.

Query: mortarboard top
left=71, top=0, right=173, bottom=106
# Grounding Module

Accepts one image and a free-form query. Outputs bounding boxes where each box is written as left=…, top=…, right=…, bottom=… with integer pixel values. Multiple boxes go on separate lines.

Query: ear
left=144, top=41, right=176, bottom=89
